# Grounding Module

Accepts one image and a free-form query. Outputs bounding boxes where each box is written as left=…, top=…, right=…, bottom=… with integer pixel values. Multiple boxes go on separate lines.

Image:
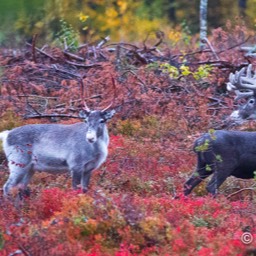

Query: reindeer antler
left=101, top=75, right=116, bottom=112
left=101, top=102, right=113, bottom=112
left=83, top=101, right=91, bottom=112
left=227, top=64, right=256, bottom=100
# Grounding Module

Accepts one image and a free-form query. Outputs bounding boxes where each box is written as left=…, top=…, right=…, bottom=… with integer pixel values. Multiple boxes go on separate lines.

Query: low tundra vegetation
left=0, top=22, right=256, bottom=255
left=0, top=124, right=255, bottom=255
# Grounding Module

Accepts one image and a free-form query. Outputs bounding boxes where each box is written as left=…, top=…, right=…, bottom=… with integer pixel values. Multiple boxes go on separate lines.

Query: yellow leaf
left=180, top=65, right=191, bottom=76
left=117, top=0, right=128, bottom=14
left=79, top=13, right=89, bottom=22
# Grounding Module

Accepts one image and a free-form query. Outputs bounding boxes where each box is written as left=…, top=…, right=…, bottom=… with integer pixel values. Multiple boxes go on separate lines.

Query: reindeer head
left=79, top=103, right=115, bottom=143
left=227, top=64, right=256, bottom=122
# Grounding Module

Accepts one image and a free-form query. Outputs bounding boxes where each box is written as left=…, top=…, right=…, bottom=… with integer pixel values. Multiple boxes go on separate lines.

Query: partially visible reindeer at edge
left=0, top=104, right=115, bottom=197
left=228, top=64, right=256, bottom=121
left=185, top=64, right=256, bottom=196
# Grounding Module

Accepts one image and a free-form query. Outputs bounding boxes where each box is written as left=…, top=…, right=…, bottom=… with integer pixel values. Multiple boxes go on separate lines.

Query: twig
left=18, top=243, right=32, bottom=256
left=24, top=113, right=82, bottom=119
left=51, top=64, right=82, bottom=78
left=142, top=31, right=151, bottom=49
left=63, top=51, right=85, bottom=61
left=80, top=79, right=85, bottom=104
left=133, top=51, right=148, bottom=64
left=63, top=38, right=67, bottom=50
left=41, top=44, right=49, bottom=51
left=201, top=37, right=219, bottom=60
left=54, top=95, right=103, bottom=108
left=121, top=70, right=146, bottom=88
left=223, top=35, right=252, bottom=52
left=227, top=187, right=255, bottom=199
left=111, top=75, right=117, bottom=100
left=97, top=36, right=110, bottom=48
left=17, top=95, right=58, bottom=100
left=104, top=42, right=139, bottom=50
left=154, top=31, right=165, bottom=47
left=31, top=34, right=38, bottom=63
left=26, top=102, right=44, bottom=116
left=173, top=36, right=252, bottom=59
left=65, top=60, right=101, bottom=68
left=78, top=43, right=89, bottom=50
left=26, top=42, right=56, bottom=61
left=186, top=60, right=246, bottom=69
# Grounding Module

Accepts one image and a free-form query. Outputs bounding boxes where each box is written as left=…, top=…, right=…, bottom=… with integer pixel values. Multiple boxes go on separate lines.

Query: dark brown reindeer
left=184, top=65, right=256, bottom=196
left=0, top=104, right=115, bottom=197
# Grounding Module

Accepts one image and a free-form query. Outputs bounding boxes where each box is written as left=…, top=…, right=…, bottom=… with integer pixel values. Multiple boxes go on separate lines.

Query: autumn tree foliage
left=2, top=0, right=256, bottom=46
left=0, top=22, right=256, bottom=255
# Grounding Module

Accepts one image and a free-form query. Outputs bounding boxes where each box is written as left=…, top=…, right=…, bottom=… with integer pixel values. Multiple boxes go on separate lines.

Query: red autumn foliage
left=0, top=23, right=256, bottom=255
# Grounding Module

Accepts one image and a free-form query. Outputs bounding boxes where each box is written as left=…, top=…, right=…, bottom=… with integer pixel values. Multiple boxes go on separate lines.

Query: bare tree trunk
left=200, top=0, right=208, bottom=49
left=168, top=0, right=176, bottom=23
left=238, top=0, right=247, bottom=16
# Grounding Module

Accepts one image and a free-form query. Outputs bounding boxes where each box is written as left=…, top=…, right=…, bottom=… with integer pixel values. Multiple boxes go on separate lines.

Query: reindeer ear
left=79, top=110, right=90, bottom=119
left=103, top=110, right=116, bottom=120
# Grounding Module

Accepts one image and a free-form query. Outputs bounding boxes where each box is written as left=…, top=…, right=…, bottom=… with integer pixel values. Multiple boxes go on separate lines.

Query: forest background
left=0, top=0, right=254, bottom=46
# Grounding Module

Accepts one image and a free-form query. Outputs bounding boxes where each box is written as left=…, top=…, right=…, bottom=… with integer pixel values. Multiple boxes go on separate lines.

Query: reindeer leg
left=206, top=170, right=231, bottom=195
left=184, top=154, right=213, bottom=195
left=71, top=168, right=82, bottom=190
left=81, top=170, right=92, bottom=193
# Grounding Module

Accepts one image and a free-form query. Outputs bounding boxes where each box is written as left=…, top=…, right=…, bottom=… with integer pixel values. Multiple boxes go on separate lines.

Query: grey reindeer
left=0, top=105, right=115, bottom=196
left=184, top=65, right=256, bottom=195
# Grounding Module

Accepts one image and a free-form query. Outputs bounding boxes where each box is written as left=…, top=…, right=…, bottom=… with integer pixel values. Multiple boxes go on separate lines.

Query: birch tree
left=200, top=0, right=208, bottom=49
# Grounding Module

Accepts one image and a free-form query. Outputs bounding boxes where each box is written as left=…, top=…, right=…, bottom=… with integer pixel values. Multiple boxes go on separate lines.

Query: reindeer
left=184, top=129, right=256, bottom=195
left=184, top=65, right=256, bottom=196
left=227, top=64, right=256, bottom=121
left=0, top=105, right=115, bottom=197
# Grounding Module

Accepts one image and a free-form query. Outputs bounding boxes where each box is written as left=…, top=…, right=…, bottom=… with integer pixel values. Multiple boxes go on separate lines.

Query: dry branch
left=24, top=113, right=82, bottom=119
left=227, top=187, right=256, bottom=199
left=26, top=42, right=56, bottom=61
left=65, top=60, right=101, bottom=68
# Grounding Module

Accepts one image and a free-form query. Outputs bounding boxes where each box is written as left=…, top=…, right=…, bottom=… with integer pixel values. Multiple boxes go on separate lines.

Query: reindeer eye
left=100, top=119, right=105, bottom=123
left=249, top=99, right=255, bottom=105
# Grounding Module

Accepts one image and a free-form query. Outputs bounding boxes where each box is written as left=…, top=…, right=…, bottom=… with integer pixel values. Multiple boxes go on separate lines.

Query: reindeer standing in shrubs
left=0, top=104, right=115, bottom=197
left=184, top=64, right=256, bottom=195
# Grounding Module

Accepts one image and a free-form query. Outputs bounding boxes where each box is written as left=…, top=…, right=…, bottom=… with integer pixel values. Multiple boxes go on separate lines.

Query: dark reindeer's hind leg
left=206, top=161, right=234, bottom=195
left=184, top=153, right=213, bottom=195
